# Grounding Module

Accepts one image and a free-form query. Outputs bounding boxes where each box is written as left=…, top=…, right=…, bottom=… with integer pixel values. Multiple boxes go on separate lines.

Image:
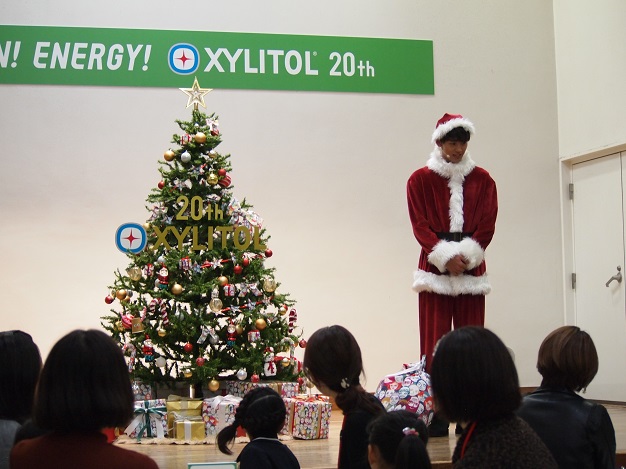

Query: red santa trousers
left=419, top=291, right=484, bottom=372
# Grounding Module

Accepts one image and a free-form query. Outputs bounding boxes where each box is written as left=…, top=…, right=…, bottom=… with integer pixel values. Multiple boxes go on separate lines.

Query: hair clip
left=340, top=378, right=350, bottom=389
left=402, top=427, right=418, bottom=437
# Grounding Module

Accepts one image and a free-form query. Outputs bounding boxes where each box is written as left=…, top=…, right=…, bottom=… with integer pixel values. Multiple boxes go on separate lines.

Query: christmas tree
left=101, top=78, right=304, bottom=394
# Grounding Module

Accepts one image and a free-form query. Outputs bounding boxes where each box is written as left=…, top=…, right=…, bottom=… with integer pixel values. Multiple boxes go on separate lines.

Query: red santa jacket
left=407, top=148, right=497, bottom=296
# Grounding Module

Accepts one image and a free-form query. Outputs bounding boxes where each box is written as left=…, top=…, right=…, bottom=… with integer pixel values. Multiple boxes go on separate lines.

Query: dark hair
left=537, top=325, right=598, bottom=392
left=430, top=326, right=520, bottom=422
left=367, top=410, right=432, bottom=469
left=0, top=330, right=42, bottom=423
left=217, top=387, right=287, bottom=455
left=303, top=325, right=383, bottom=415
left=33, top=329, right=134, bottom=432
left=438, top=126, right=471, bottom=143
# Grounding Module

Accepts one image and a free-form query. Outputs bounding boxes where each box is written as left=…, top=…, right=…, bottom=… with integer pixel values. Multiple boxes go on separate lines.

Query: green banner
left=0, top=25, right=433, bottom=95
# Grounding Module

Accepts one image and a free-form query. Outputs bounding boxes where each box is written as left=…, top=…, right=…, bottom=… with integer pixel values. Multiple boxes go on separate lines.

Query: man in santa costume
left=407, top=113, right=497, bottom=434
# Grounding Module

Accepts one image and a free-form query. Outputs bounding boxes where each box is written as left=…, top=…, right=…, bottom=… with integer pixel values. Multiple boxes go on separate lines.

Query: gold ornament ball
left=158, top=328, right=167, bottom=337
left=171, top=283, right=183, bottom=295
left=142, top=223, right=151, bottom=232
left=235, top=324, right=244, bottom=335
left=164, top=150, right=176, bottom=161
left=209, top=297, right=223, bottom=313
left=207, top=173, right=219, bottom=185
left=120, top=295, right=130, bottom=304
left=115, top=320, right=124, bottom=332
left=127, top=267, right=142, bottom=282
left=218, top=276, right=229, bottom=287
left=262, top=278, right=277, bottom=293
left=195, top=132, right=207, bottom=143
left=281, top=357, right=290, bottom=367
left=115, top=289, right=127, bottom=300
left=278, top=305, right=288, bottom=315
left=255, top=318, right=267, bottom=331
left=208, top=379, right=220, bottom=392
left=183, top=369, right=193, bottom=379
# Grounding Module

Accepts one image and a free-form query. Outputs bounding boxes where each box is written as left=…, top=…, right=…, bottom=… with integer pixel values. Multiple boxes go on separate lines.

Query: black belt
left=436, top=232, right=473, bottom=242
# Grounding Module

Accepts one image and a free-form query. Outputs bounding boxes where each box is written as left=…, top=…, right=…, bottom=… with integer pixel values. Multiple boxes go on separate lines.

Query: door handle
left=605, top=266, right=623, bottom=287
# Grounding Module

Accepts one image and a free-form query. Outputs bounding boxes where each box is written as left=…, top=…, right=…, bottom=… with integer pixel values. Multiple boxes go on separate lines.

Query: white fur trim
left=427, top=148, right=475, bottom=179
left=428, top=240, right=459, bottom=273
left=412, top=270, right=491, bottom=296
left=431, top=117, right=475, bottom=144
left=458, top=237, right=485, bottom=270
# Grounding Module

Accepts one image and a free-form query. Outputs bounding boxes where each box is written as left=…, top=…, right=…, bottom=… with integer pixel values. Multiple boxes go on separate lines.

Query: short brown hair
left=537, top=326, right=598, bottom=392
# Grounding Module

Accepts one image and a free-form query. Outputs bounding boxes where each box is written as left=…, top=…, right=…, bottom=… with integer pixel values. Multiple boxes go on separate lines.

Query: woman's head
left=217, top=387, right=286, bottom=455
left=367, top=410, right=432, bottom=469
left=33, top=329, right=134, bottom=432
left=0, top=330, right=42, bottom=423
left=537, top=325, right=598, bottom=392
left=430, top=326, right=520, bottom=423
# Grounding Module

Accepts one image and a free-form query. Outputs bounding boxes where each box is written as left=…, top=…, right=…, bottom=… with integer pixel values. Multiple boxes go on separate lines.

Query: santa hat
left=431, top=113, right=475, bottom=143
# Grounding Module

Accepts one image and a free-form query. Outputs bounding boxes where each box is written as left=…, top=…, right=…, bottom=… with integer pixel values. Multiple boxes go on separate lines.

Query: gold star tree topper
left=180, top=77, right=213, bottom=110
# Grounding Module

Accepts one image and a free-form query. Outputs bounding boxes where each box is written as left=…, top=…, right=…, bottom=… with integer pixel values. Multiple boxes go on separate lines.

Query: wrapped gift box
left=175, top=416, right=206, bottom=441
left=124, top=399, right=167, bottom=440
left=166, top=395, right=203, bottom=437
left=202, top=394, right=242, bottom=436
left=283, top=394, right=331, bottom=440
left=131, top=380, right=153, bottom=401
left=374, top=359, right=434, bottom=425
left=225, top=381, right=300, bottom=398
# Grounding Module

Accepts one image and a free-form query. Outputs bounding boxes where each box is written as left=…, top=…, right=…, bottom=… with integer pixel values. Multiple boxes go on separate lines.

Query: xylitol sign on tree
left=0, top=25, right=434, bottom=95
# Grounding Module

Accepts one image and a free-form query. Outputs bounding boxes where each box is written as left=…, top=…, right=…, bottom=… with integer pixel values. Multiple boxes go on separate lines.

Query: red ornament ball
left=104, top=295, right=114, bottom=304
left=196, top=357, right=205, bottom=367
left=242, top=258, right=250, bottom=267
left=297, top=376, right=305, bottom=387
left=183, top=342, right=194, bottom=353
left=218, top=168, right=227, bottom=177
left=265, top=249, right=273, bottom=258
left=251, top=373, right=260, bottom=383
left=158, top=181, right=165, bottom=189
left=299, top=339, right=307, bottom=349
left=233, top=265, right=243, bottom=275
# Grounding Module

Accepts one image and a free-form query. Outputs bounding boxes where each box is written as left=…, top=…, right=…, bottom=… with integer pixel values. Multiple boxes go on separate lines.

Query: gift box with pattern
left=283, top=394, right=331, bottom=439
left=225, top=381, right=300, bottom=398
left=166, top=395, right=203, bottom=437
left=131, top=380, right=153, bottom=401
left=124, top=399, right=168, bottom=440
left=202, top=394, right=242, bottom=436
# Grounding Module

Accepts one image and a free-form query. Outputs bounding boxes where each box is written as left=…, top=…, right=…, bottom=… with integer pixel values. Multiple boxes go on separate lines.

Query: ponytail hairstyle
left=303, top=325, right=383, bottom=415
left=217, top=387, right=287, bottom=455
left=367, top=410, right=432, bottom=469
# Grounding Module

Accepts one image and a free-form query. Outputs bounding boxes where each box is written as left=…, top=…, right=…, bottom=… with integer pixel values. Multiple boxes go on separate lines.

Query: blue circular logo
left=115, top=223, right=147, bottom=254
left=168, top=43, right=200, bottom=75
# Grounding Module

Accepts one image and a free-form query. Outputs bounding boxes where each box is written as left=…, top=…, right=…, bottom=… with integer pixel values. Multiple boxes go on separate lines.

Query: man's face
left=438, top=139, right=468, bottom=164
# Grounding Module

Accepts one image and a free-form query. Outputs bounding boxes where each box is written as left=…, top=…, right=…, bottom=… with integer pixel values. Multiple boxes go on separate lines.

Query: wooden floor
left=121, top=404, right=626, bottom=469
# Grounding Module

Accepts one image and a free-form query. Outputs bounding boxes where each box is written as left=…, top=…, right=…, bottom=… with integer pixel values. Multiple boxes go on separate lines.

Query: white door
left=572, top=152, right=626, bottom=401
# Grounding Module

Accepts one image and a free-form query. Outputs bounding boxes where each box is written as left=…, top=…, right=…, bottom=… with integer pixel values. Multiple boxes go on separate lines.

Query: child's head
left=303, top=325, right=363, bottom=394
left=367, top=410, right=432, bottom=469
left=217, top=387, right=286, bottom=455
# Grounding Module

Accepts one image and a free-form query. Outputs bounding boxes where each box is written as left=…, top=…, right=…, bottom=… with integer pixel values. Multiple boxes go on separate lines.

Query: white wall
left=0, top=0, right=562, bottom=389
left=553, top=0, right=626, bottom=158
